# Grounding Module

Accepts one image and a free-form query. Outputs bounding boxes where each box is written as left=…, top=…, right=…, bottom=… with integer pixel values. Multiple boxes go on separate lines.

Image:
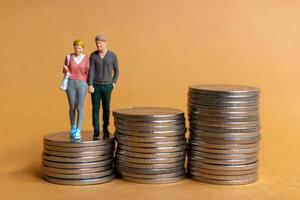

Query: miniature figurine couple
left=61, top=34, right=119, bottom=141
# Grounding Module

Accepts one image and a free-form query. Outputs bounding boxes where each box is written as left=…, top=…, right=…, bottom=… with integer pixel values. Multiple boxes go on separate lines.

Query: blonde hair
left=73, top=39, right=85, bottom=48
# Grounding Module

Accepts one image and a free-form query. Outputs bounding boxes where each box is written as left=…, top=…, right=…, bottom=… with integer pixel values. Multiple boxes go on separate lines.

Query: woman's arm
left=85, top=57, right=90, bottom=84
left=62, top=55, right=70, bottom=74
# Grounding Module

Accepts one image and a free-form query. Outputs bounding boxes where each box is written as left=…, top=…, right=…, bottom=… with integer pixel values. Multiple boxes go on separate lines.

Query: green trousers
left=91, top=83, right=113, bottom=136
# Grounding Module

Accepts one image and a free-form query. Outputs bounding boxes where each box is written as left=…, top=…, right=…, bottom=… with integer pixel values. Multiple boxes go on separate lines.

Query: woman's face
left=74, top=45, right=83, bottom=55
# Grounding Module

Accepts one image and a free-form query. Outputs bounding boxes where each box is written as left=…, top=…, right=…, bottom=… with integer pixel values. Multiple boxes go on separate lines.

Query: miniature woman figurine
left=62, top=39, right=89, bottom=140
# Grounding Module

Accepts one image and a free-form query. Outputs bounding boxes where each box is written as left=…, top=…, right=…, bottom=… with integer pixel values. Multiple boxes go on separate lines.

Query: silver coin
left=188, top=93, right=260, bottom=101
left=188, top=85, right=260, bottom=95
left=115, top=129, right=186, bottom=137
left=188, top=114, right=259, bottom=122
left=44, top=173, right=115, bottom=185
left=44, top=144, right=114, bottom=152
left=190, top=133, right=260, bottom=142
left=190, top=135, right=261, bottom=144
left=116, top=154, right=185, bottom=164
left=188, top=94, right=259, bottom=101
left=41, top=165, right=112, bottom=174
left=189, top=120, right=259, bottom=128
left=116, top=164, right=184, bottom=175
left=113, top=107, right=184, bottom=120
left=43, top=168, right=114, bottom=179
left=189, top=156, right=258, bottom=165
left=188, top=103, right=259, bottom=112
left=116, top=160, right=184, bottom=169
left=189, top=166, right=258, bottom=175
left=116, top=133, right=185, bottom=143
left=189, top=124, right=260, bottom=133
left=42, top=154, right=112, bottom=163
left=119, top=170, right=185, bottom=179
left=44, top=132, right=115, bottom=147
left=188, top=98, right=259, bottom=106
left=43, top=149, right=113, bottom=157
left=117, top=139, right=186, bottom=148
left=188, top=102, right=259, bottom=110
left=190, top=175, right=258, bottom=185
left=189, top=151, right=258, bottom=159
left=118, top=144, right=186, bottom=153
left=189, top=166, right=258, bottom=176
left=188, top=94, right=260, bottom=101
left=117, top=149, right=186, bottom=158
left=189, top=141, right=259, bottom=149
left=189, top=128, right=260, bottom=138
left=42, top=159, right=113, bottom=169
left=120, top=175, right=185, bottom=184
left=116, top=124, right=186, bottom=132
left=188, top=93, right=260, bottom=102
left=189, top=161, right=259, bottom=171
left=188, top=104, right=259, bottom=112
left=190, top=171, right=258, bottom=181
left=188, top=109, right=259, bottom=117
left=115, top=119, right=185, bottom=126
left=190, top=146, right=259, bottom=154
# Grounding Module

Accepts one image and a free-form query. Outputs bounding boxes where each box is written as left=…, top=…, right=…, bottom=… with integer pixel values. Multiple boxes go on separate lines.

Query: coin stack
left=113, top=107, right=187, bottom=184
left=42, top=132, right=115, bottom=185
left=187, top=85, right=261, bottom=185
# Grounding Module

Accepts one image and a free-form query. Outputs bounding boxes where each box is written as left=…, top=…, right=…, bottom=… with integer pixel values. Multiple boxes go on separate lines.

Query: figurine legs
left=66, top=82, right=76, bottom=134
left=92, top=86, right=101, bottom=137
left=102, top=84, right=113, bottom=136
left=76, top=82, right=87, bottom=131
left=67, top=80, right=87, bottom=140
left=92, top=83, right=113, bottom=138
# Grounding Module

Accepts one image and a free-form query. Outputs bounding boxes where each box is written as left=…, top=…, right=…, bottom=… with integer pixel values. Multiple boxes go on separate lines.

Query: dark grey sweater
left=88, top=50, right=119, bottom=85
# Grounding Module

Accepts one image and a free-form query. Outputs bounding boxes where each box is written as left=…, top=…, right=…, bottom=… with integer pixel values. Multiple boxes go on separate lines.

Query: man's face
left=96, top=40, right=107, bottom=51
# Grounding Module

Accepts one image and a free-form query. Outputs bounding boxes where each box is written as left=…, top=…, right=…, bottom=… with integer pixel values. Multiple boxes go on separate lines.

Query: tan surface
left=0, top=0, right=299, bottom=199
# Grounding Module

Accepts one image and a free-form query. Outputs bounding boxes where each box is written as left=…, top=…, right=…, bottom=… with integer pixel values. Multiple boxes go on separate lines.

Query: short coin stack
left=42, top=132, right=115, bottom=185
left=113, top=107, right=187, bottom=184
left=187, top=85, right=261, bottom=185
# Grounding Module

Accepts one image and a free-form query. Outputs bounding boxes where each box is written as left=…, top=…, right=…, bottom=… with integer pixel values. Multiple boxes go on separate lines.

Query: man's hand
left=88, top=85, right=95, bottom=94
left=113, top=83, right=116, bottom=88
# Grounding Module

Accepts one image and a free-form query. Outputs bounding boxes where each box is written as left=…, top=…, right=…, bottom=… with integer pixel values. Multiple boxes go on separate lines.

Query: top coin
left=113, top=107, right=184, bottom=120
left=189, top=85, right=260, bottom=96
left=44, top=131, right=115, bottom=147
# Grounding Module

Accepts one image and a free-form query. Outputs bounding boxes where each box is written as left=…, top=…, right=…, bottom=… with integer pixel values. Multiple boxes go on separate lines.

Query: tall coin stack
left=187, top=85, right=261, bottom=185
left=42, top=132, right=115, bottom=185
left=113, top=107, right=187, bottom=184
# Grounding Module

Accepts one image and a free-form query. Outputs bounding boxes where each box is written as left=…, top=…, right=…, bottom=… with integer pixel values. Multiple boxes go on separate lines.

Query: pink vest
left=66, top=54, right=89, bottom=81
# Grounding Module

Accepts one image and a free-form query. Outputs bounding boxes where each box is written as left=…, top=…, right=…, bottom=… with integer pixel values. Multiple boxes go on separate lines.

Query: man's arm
left=112, top=54, right=119, bottom=85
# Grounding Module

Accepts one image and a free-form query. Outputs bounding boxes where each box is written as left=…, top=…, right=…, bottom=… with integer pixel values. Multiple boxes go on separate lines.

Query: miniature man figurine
left=88, top=34, right=119, bottom=139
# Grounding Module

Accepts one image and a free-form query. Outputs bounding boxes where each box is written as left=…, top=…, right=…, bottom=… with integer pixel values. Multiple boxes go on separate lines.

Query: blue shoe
left=73, top=129, right=81, bottom=140
left=69, top=125, right=76, bottom=139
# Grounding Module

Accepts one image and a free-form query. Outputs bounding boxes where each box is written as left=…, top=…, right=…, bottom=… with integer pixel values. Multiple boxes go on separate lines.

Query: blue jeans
left=66, top=80, right=87, bottom=130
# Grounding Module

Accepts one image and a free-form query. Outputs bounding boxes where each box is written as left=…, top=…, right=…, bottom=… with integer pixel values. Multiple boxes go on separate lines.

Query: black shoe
left=103, top=127, right=111, bottom=135
left=103, top=134, right=109, bottom=139
left=93, top=135, right=99, bottom=140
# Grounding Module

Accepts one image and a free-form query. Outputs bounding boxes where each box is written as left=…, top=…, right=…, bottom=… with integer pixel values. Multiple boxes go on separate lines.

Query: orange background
left=0, top=0, right=299, bottom=199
